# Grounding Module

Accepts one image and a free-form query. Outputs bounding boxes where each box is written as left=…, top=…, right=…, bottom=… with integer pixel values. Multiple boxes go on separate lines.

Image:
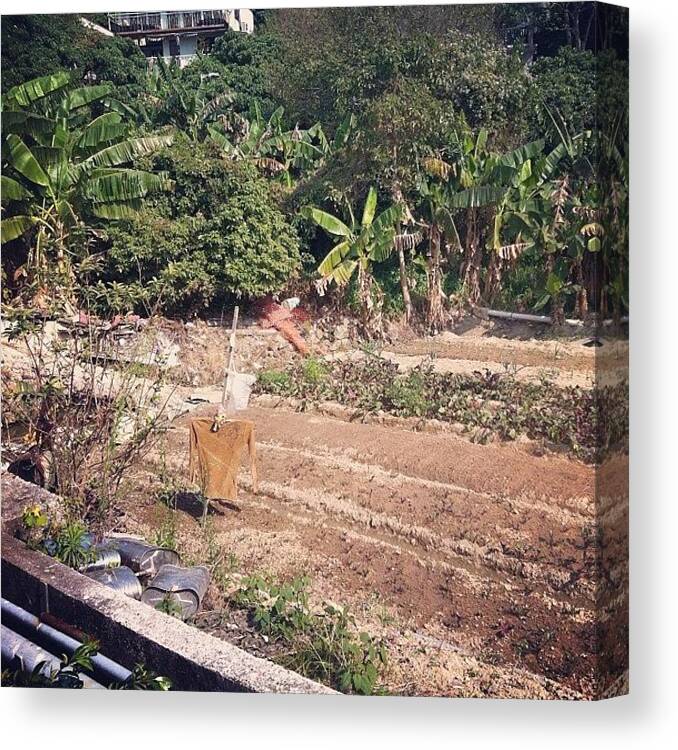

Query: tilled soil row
left=386, top=331, right=628, bottom=374
left=143, top=404, right=627, bottom=697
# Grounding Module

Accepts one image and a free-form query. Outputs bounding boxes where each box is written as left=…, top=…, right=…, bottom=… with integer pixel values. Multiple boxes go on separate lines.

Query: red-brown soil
left=133, top=393, right=627, bottom=699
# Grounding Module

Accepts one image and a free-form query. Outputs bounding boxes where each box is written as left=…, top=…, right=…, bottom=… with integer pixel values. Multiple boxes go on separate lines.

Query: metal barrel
left=103, top=537, right=180, bottom=577
left=141, top=565, right=210, bottom=620
left=80, top=545, right=122, bottom=572
left=86, top=566, right=143, bottom=600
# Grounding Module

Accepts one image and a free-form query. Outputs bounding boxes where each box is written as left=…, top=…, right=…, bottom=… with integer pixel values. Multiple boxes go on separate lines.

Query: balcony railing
left=108, top=10, right=230, bottom=34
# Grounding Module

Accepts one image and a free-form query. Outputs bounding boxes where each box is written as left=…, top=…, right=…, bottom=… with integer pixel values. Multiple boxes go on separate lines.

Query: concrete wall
left=1, top=531, right=335, bottom=694
left=237, top=9, right=255, bottom=34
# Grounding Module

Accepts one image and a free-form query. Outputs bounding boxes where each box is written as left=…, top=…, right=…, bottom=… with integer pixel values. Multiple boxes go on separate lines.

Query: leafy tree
left=210, top=30, right=282, bottom=116
left=1, top=15, right=89, bottom=92
left=267, top=7, right=526, bottom=140
left=529, top=47, right=628, bottom=139
left=95, top=140, right=301, bottom=314
left=423, top=30, right=529, bottom=139
left=1, top=14, right=148, bottom=97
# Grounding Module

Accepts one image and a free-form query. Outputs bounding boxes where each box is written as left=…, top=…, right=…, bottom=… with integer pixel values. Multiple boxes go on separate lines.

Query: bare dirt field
left=120, top=322, right=628, bottom=700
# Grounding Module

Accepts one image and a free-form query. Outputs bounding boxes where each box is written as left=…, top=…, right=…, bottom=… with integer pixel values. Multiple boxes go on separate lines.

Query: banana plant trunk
left=397, top=243, right=413, bottom=323
left=483, top=251, right=502, bottom=305
left=390, top=183, right=413, bottom=324
left=575, top=258, right=588, bottom=319
left=426, top=224, right=445, bottom=334
left=462, top=210, right=483, bottom=304
left=357, top=262, right=383, bottom=339
left=546, top=253, right=565, bottom=326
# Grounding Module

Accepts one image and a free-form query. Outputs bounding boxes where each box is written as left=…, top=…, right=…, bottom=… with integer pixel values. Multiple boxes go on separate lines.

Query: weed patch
left=227, top=574, right=388, bottom=695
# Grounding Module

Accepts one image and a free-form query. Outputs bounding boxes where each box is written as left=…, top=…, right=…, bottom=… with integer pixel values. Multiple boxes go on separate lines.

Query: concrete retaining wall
left=1, top=532, right=335, bottom=694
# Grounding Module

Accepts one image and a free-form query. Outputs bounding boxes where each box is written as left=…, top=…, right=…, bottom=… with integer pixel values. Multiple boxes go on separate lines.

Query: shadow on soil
left=173, top=490, right=241, bottom=519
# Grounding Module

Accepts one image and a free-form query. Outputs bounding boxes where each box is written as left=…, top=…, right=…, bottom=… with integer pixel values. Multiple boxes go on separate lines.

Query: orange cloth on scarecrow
left=188, top=418, right=257, bottom=501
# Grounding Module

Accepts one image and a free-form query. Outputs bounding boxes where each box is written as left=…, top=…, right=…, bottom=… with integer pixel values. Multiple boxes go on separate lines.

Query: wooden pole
left=221, top=306, right=239, bottom=408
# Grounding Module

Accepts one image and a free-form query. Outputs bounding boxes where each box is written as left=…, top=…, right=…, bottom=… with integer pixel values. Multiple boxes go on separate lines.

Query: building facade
left=107, top=9, right=254, bottom=67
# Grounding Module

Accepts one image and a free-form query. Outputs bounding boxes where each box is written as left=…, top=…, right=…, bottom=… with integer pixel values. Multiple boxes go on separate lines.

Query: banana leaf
left=422, top=156, right=452, bottom=180
left=361, top=187, right=378, bottom=227
left=63, top=84, right=112, bottom=113
left=1, top=176, right=31, bottom=202
left=90, top=198, right=143, bottom=219
left=497, top=139, right=544, bottom=168
left=541, top=143, right=567, bottom=180
left=368, top=228, right=397, bottom=262
left=5, top=135, right=50, bottom=187
left=1, top=215, right=36, bottom=243
left=300, top=206, right=353, bottom=237
left=85, top=135, right=174, bottom=169
left=318, top=241, right=356, bottom=285
left=1, top=110, right=55, bottom=137
left=448, top=185, right=506, bottom=209
left=474, top=129, right=488, bottom=160
left=366, top=204, right=402, bottom=239
left=77, top=113, right=126, bottom=148
left=332, top=114, right=355, bottom=150
left=5, top=71, right=70, bottom=108
left=86, top=170, right=174, bottom=202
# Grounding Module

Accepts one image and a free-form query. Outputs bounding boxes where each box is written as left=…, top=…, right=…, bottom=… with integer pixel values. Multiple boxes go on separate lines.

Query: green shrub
left=257, top=369, right=292, bottom=393
left=95, top=141, right=301, bottom=315
left=385, top=371, right=428, bottom=417
left=52, top=521, right=94, bottom=570
left=301, top=357, right=328, bottom=385
left=3, top=639, right=172, bottom=690
left=152, top=508, right=179, bottom=551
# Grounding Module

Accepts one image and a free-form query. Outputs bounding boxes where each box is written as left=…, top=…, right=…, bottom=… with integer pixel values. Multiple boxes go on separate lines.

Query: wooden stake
left=221, top=305, right=239, bottom=408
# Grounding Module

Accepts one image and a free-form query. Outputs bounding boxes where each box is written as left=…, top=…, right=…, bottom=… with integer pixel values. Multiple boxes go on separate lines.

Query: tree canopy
left=1, top=6, right=628, bottom=328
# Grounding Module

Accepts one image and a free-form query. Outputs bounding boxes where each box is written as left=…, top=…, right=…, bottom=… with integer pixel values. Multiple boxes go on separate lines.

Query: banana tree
left=420, top=129, right=546, bottom=306
left=453, top=131, right=545, bottom=304
left=546, top=109, right=595, bottom=320
left=413, top=175, right=460, bottom=332
left=498, top=108, right=597, bottom=322
left=208, top=102, right=325, bottom=185
left=153, top=57, right=235, bottom=140
left=301, top=187, right=401, bottom=336
left=388, top=183, right=421, bottom=324
left=481, top=142, right=569, bottom=305
left=2, top=74, right=173, bottom=293
left=307, top=113, right=355, bottom=159
left=596, top=111, right=628, bottom=324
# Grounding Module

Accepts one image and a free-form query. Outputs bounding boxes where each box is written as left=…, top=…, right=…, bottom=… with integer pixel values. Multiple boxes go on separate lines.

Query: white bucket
left=226, top=372, right=256, bottom=411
